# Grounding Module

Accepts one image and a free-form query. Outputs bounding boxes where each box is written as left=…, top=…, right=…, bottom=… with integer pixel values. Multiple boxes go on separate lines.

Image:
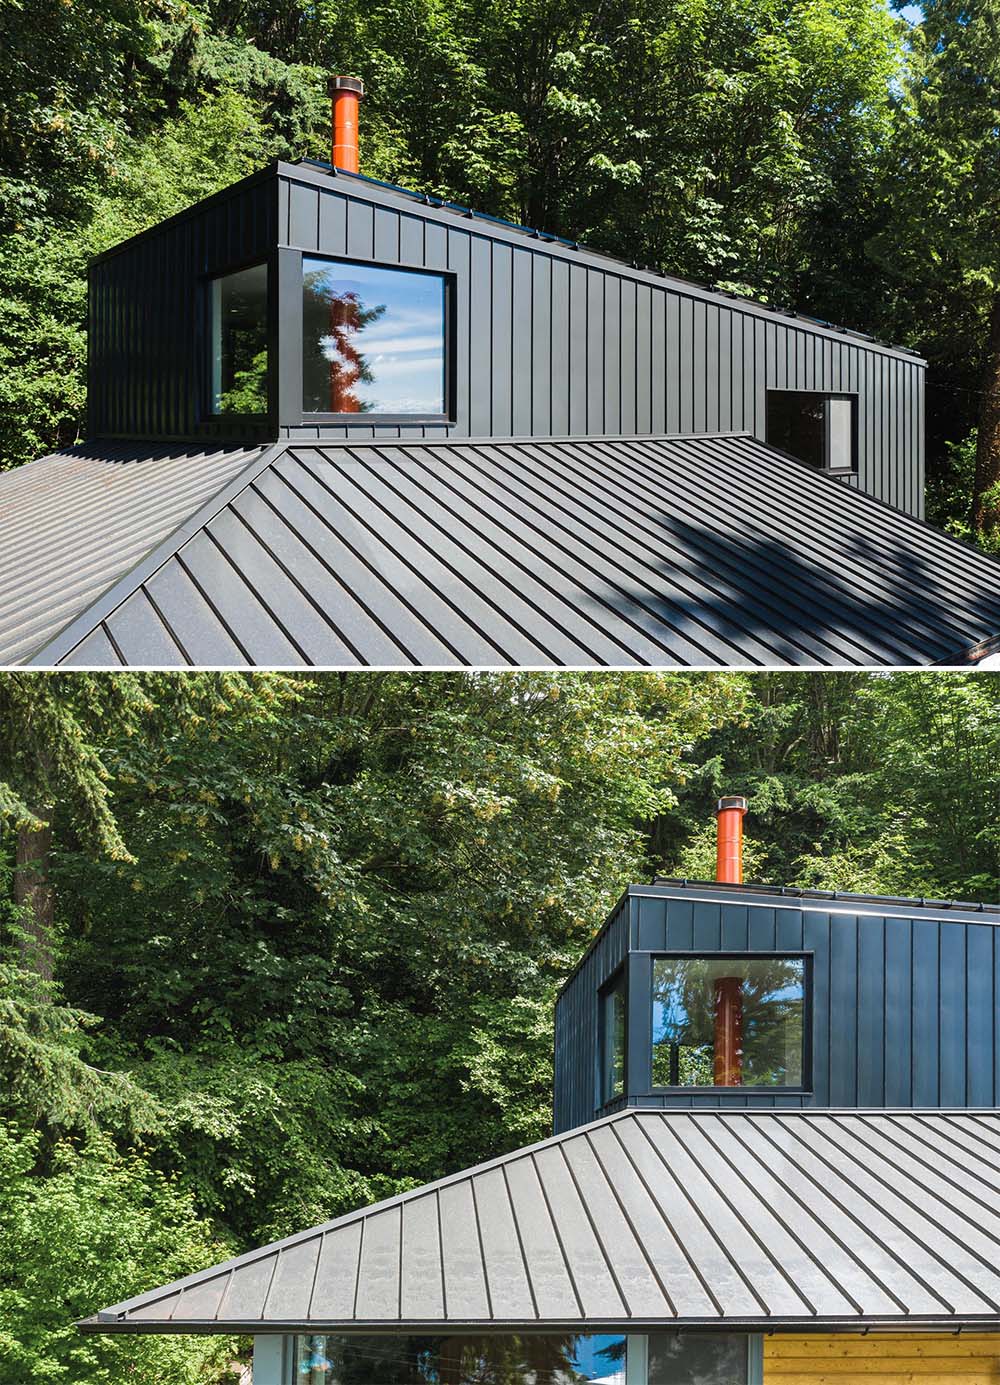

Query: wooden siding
left=278, top=172, right=925, bottom=516
left=765, top=1336, right=1000, bottom=1385
left=553, top=888, right=1000, bottom=1131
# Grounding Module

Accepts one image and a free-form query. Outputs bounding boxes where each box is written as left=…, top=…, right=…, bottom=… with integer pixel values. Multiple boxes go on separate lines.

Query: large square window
left=302, top=258, right=448, bottom=416
left=210, top=264, right=268, bottom=416
left=600, top=970, right=627, bottom=1105
left=651, top=956, right=806, bottom=1088
left=766, top=391, right=855, bottom=472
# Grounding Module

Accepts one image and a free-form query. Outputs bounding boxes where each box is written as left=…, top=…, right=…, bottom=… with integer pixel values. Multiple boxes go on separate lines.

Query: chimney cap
left=716, top=795, right=748, bottom=813
left=328, top=74, right=365, bottom=98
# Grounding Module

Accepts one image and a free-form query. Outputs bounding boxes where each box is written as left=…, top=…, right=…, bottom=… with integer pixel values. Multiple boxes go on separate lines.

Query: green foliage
left=659, top=671, right=1000, bottom=901
left=0, top=1124, right=236, bottom=1385
left=3, top=670, right=1000, bottom=1384
left=925, top=429, right=1000, bottom=553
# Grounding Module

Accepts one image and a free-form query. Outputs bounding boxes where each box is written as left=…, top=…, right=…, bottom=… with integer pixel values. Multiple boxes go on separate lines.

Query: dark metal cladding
left=77, top=1107, right=1000, bottom=1333
left=85, top=160, right=927, bottom=517
left=87, top=170, right=277, bottom=443
left=26, top=434, right=1000, bottom=669
left=553, top=883, right=1000, bottom=1132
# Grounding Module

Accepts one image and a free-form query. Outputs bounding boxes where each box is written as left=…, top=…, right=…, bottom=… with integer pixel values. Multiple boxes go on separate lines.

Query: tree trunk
left=972, top=289, right=1000, bottom=533
left=14, top=818, right=54, bottom=983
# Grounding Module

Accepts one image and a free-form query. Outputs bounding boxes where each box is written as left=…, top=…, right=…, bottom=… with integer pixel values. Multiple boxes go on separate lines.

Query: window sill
left=300, top=413, right=453, bottom=427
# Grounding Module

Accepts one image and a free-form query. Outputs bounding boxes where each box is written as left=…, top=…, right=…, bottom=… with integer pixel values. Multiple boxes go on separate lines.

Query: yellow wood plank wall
left=766, top=1335, right=1000, bottom=1385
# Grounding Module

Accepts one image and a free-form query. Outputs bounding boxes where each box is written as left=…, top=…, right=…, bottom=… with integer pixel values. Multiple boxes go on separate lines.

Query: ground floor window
left=290, top=1334, right=758, bottom=1385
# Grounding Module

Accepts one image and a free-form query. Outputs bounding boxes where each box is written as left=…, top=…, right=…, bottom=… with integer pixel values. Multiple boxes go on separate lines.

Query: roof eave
left=77, top=1314, right=1000, bottom=1336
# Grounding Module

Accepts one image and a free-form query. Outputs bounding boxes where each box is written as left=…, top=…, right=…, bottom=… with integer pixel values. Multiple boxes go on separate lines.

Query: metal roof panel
left=19, top=435, right=1000, bottom=668
left=79, top=1110, right=1000, bottom=1334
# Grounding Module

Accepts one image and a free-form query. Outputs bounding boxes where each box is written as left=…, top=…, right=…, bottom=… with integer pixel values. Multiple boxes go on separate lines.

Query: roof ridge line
left=30, top=440, right=291, bottom=666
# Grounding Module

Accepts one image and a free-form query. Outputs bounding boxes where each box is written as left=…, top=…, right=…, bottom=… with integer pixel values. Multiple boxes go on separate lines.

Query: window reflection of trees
left=303, top=270, right=386, bottom=413
left=295, top=1335, right=627, bottom=1385
left=651, top=958, right=803, bottom=1087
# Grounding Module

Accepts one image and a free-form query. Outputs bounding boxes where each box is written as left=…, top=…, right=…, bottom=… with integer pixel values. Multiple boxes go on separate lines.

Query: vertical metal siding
left=89, top=174, right=276, bottom=442
left=552, top=897, right=630, bottom=1134
left=90, top=167, right=924, bottom=515
left=554, top=890, right=1000, bottom=1132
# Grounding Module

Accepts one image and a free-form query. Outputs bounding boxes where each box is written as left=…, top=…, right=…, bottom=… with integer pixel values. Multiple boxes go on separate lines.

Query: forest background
left=1, top=669, right=998, bottom=1383
left=1, top=0, right=999, bottom=538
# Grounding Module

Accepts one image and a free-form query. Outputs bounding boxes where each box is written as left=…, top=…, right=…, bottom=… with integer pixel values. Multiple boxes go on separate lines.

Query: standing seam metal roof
left=20, top=434, right=1000, bottom=668
left=0, top=441, right=271, bottom=664
left=79, top=1109, right=1000, bottom=1333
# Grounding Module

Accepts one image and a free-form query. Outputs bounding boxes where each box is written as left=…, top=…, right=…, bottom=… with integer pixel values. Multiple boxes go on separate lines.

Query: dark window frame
left=648, top=950, right=813, bottom=1096
left=204, top=257, right=272, bottom=424
left=598, top=967, right=628, bottom=1107
left=765, top=389, right=858, bottom=475
left=299, top=253, right=456, bottom=425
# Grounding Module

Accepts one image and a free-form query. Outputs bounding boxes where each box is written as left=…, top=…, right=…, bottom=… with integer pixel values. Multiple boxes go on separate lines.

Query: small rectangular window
left=210, top=264, right=268, bottom=416
left=302, top=258, right=448, bottom=416
left=652, top=956, right=806, bottom=1088
left=766, top=391, right=856, bottom=472
left=600, top=971, right=627, bottom=1104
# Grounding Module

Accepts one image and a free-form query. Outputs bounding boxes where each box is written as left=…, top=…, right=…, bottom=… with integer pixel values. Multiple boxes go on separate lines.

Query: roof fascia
left=630, top=881, right=1000, bottom=927
left=76, top=1315, right=1000, bottom=1336
left=277, top=162, right=926, bottom=366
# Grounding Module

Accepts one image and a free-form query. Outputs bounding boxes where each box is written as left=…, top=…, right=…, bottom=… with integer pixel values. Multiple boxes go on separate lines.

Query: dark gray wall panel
left=553, top=886, right=1000, bottom=1131
left=552, top=896, right=629, bottom=1134
left=275, top=170, right=925, bottom=513
left=89, top=174, right=276, bottom=442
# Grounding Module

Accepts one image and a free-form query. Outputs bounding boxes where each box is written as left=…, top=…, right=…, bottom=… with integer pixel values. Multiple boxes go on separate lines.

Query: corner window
left=766, top=391, right=855, bottom=472
left=210, top=264, right=268, bottom=416
left=302, top=258, right=448, bottom=416
left=651, top=956, right=806, bottom=1089
left=600, top=970, right=627, bottom=1104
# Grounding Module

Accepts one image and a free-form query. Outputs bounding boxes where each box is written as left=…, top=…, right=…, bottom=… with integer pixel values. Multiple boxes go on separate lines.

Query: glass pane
left=302, top=258, right=446, bottom=414
left=766, top=391, right=826, bottom=469
left=210, top=264, right=268, bottom=415
left=602, top=975, right=626, bottom=1103
left=648, top=1334, right=748, bottom=1385
left=651, top=957, right=804, bottom=1088
left=826, top=397, right=854, bottom=469
left=293, top=1335, right=626, bottom=1385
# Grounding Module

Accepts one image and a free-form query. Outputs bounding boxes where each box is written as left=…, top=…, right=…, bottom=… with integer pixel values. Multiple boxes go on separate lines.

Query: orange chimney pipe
left=329, top=75, right=364, bottom=173
left=714, top=795, right=747, bottom=1086
left=715, top=795, right=748, bottom=884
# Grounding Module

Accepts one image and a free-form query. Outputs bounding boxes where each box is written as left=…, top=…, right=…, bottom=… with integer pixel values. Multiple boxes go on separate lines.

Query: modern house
left=3, top=81, right=1000, bottom=666
left=79, top=799, right=1000, bottom=1385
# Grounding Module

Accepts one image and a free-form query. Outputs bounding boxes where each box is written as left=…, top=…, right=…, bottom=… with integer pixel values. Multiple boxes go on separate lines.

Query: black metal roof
left=0, top=441, right=267, bottom=665
left=79, top=1108, right=1000, bottom=1334
left=15, top=433, right=1000, bottom=668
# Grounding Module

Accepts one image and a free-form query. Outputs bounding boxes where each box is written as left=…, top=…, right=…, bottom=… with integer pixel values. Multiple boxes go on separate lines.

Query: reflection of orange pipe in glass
left=714, top=975, right=743, bottom=1085
left=327, top=292, right=364, bottom=412
left=328, top=75, right=364, bottom=173
left=714, top=795, right=748, bottom=1085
